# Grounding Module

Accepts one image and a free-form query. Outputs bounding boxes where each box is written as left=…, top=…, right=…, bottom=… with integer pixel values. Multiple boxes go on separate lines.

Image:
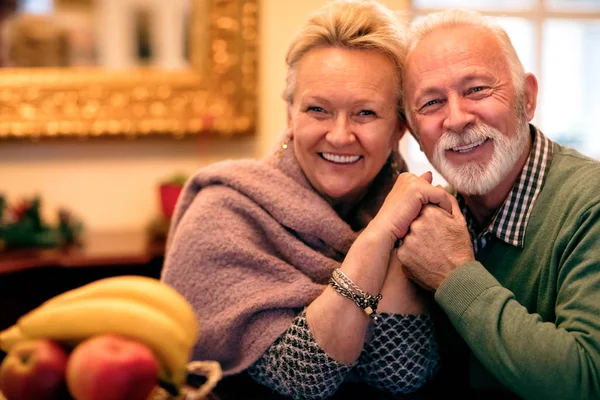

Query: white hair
left=404, top=9, right=526, bottom=134
left=431, top=91, right=530, bottom=195
left=408, top=9, right=524, bottom=90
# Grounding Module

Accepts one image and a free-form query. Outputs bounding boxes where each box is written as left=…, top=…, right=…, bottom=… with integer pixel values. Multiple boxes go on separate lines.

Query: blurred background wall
left=0, top=138, right=255, bottom=232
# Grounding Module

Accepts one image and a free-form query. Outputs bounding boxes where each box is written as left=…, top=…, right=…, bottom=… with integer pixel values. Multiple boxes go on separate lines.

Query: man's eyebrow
left=413, top=72, right=495, bottom=104
left=459, top=72, right=494, bottom=85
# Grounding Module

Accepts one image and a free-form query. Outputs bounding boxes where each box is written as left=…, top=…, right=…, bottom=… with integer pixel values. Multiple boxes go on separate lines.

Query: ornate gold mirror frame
left=0, top=0, right=258, bottom=140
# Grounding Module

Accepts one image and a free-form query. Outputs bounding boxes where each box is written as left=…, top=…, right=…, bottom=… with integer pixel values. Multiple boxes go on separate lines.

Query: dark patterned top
left=248, top=310, right=439, bottom=399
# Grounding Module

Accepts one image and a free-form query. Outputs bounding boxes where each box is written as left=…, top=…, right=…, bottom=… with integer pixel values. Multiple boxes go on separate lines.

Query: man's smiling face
left=404, top=25, right=532, bottom=195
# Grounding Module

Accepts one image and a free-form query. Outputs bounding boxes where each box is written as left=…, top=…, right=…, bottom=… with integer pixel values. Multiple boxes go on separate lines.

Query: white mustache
left=438, top=124, right=500, bottom=150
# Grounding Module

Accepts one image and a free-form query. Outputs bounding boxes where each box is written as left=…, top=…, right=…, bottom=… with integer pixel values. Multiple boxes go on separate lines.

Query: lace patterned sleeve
left=355, top=313, right=440, bottom=395
left=247, top=309, right=355, bottom=400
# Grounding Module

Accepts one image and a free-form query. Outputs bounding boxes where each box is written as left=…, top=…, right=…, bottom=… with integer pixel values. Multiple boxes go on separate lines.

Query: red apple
left=0, top=339, right=69, bottom=400
left=65, top=335, right=158, bottom=400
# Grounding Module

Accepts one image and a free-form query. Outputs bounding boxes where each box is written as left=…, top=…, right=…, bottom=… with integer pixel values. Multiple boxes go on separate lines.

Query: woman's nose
left=326, top=115, right=356, bottom=147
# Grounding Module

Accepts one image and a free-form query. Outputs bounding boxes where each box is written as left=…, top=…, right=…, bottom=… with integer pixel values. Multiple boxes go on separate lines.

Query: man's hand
left=396, top=194, right=475, bottom=291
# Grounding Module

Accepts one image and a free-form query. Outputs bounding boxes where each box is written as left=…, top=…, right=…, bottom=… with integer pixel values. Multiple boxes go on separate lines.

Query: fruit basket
left=0, top=276, right=221, bottom=400
left=150, top=361, right=222, bottom=400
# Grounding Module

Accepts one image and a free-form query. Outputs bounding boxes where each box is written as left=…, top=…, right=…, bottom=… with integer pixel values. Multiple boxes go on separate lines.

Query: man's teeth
left=321, top=153, right=361, bottom=164
left=452, top=138, right=487, bottom=153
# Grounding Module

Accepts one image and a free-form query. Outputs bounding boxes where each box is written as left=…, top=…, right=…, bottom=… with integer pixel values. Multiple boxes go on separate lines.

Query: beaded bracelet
left=329, top=268, right=382, bottom=321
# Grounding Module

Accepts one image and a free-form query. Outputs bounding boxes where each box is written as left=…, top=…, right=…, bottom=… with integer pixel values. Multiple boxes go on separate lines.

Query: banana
left=39, top=275, right=198, bottom=347
left=17, top=297, right=191, bottom=386
left=0, top=325, right=27, bottom=353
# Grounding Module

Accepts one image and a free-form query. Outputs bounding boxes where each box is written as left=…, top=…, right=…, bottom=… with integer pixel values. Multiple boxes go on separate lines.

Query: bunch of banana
left=0, top=275, right=199, bottom=388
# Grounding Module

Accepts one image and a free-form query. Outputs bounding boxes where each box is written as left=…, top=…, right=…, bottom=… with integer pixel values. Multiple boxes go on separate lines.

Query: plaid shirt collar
left=457, top=125, right=554, bottom=254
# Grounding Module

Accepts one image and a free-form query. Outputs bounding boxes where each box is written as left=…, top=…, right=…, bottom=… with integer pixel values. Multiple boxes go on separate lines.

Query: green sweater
left=435, top=144, right=600, bottom=400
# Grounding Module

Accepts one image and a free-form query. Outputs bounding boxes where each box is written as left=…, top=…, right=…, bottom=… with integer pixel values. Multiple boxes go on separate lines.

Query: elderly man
left=397, top=9, right=600, bottom=400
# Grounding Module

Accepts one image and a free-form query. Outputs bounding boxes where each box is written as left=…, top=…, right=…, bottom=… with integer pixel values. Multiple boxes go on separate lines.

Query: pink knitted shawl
left=161, top=141, right=406, bottom=375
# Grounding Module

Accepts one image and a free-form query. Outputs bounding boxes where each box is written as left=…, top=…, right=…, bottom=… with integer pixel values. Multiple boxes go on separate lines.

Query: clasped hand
left=373, top=171, right=475, bottom=291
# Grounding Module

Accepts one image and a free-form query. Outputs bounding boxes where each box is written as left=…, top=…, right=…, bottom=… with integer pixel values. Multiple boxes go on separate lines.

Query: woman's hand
left=369, top=171, right=454, bottom=247
left=378, top=249, right=428, bottom=315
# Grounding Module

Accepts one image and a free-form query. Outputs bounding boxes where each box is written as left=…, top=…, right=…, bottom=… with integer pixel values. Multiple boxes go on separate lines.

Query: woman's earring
left=277, top=139, right=289, bottom=157
left=389, top=152, right=401, bottom=177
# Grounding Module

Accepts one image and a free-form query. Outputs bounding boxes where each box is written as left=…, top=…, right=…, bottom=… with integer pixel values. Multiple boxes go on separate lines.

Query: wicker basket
left=149, top=360, right=222, bottom=400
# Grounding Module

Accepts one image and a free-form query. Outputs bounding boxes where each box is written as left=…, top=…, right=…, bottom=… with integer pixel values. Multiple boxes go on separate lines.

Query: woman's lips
left=320, top=153, right=362, bottom=164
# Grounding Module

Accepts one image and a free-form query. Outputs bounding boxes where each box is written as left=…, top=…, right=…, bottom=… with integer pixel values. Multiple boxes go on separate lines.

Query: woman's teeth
left=452, top=138, right=488, bottom=153
left=321, top=153, right=361, bottom=164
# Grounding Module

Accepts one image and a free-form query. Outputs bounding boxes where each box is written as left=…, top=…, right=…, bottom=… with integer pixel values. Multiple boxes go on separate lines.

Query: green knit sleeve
left=435, top=201, right=600, bottom=400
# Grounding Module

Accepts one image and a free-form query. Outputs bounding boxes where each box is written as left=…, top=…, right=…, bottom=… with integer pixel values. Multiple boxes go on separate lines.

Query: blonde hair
left=283, top=0, right=407, bottom=116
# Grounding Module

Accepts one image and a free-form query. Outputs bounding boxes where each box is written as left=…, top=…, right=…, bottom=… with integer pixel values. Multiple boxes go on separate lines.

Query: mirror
left=0, top=0, right=258, bottom=139
left=2, top=0, right=191, bottom=69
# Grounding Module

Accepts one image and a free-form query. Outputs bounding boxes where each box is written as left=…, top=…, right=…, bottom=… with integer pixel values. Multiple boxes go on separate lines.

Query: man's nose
left=326, top=115, right=356, bottom=147
left=443, top=96, right=475, bottom=133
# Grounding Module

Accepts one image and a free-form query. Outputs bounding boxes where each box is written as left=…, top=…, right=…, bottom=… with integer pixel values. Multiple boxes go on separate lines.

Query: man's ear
left=394, top=110, right=410, bottom=142
left=402, top=119, right=424, bottom=152
left=523, top=73, right=538, bottom=121
left=394, top=120, right=407, bottom=143
left=401, top=109, right=424, bottom=150
left=389, top=120, right=406, bottom=154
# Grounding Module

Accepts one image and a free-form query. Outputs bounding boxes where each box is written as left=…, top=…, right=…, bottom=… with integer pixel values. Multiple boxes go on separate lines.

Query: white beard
left=430, top=118, right=530, bottom=196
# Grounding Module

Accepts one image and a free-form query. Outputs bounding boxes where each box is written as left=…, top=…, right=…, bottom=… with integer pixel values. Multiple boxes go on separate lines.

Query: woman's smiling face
left=288, top=47, right=405, bottom=208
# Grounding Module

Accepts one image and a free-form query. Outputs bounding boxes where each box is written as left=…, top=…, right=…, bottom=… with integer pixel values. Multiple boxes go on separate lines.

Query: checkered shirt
left=457, top=126, right=554, bottom=255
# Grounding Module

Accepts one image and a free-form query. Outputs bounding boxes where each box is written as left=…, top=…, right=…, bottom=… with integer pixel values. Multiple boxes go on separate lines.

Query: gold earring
left=389, top=152, right=401, bottom=177
left=277, top=139, right=289, bottom=157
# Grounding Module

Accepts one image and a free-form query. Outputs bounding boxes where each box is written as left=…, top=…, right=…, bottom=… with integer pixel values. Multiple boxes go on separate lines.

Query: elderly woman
left=162, top=0, right=450, bottom=398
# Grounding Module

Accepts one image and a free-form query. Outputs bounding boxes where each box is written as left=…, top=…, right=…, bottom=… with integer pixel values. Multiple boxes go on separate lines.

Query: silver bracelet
left=329, top=268, right=382, bottom=321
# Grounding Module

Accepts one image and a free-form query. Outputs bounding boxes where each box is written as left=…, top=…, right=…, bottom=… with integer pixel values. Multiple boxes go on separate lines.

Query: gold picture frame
left=0, top=0, right=258, bottom=140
